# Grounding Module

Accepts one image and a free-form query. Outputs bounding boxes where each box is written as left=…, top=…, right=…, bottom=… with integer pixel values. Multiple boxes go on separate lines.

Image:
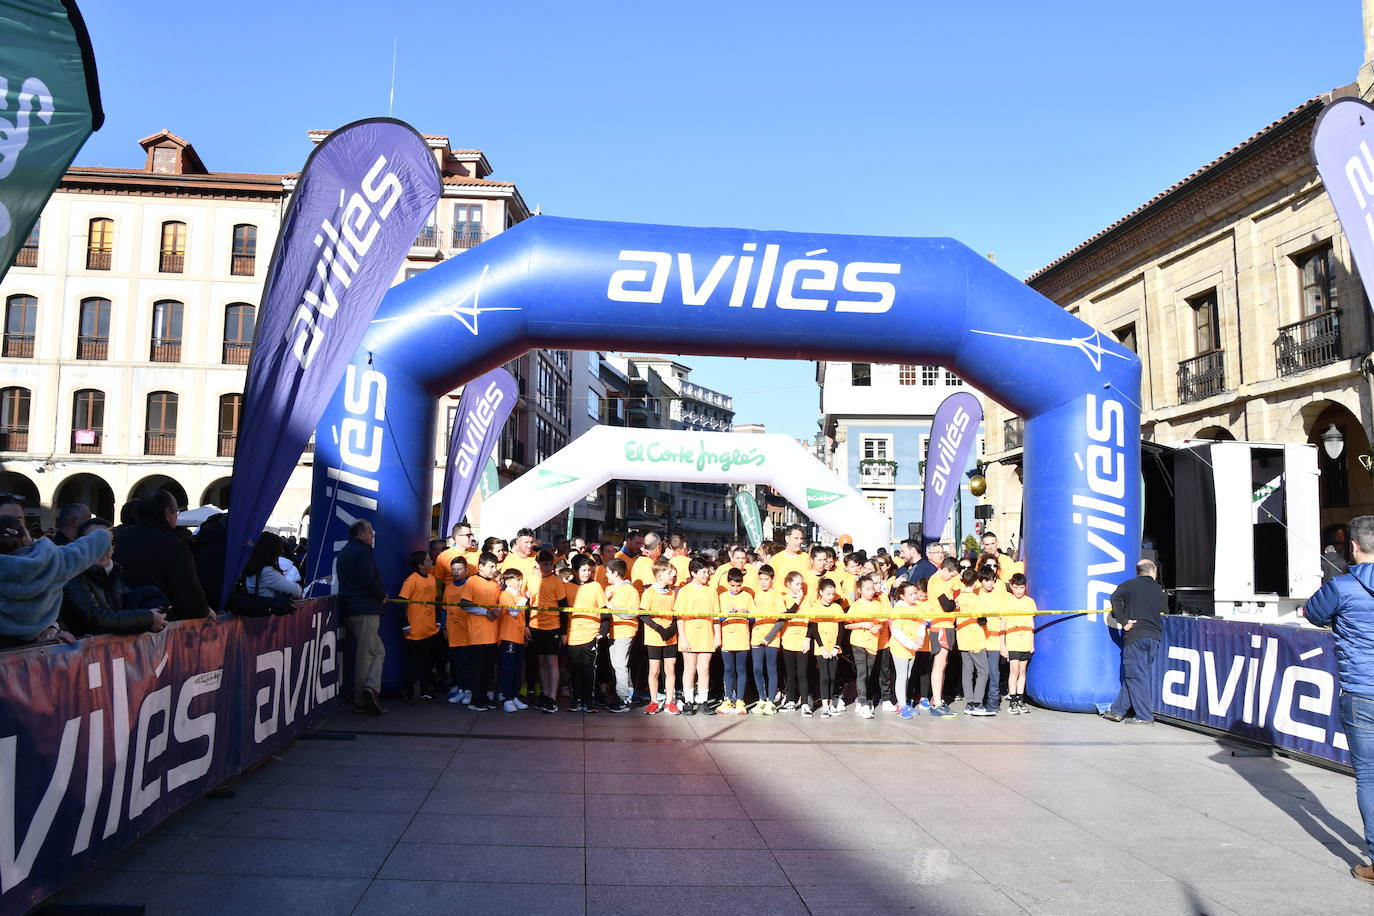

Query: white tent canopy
left=479, top=426, right=890, bottom=548
left=176, top=505, right=225, bottom=527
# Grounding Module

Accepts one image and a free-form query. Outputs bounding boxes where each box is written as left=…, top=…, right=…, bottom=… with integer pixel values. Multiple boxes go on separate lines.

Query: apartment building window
left=862, top=437, right=889, bottom=460
left=150, top=300, right=184, bottom=362
left=588, top=387, right=601, bottom=419
left=231, top=224, right=257, bottom=276
left=71, top=389, right=104, bottom=453
left=898, top=365, right=919, bottom=386
left=537, top=357, right=569, bottom=424
left=922, top=365, right=939, bottom=386
left=223, top=303, right=254, bottom=364
left=453, top=204, right=483, bottom=248
left=77, top=298, right=111, bottom=360
left=1189, top=288, right=1221, bottom=354
left=14, top=218, right=38, bottom=267
left=218, top=393, right=242, bottom=457
left=4, top=294, right=36, bottom=357
left=145, top=391, right=178, bottom=455
left=851, top=362, right=872, bottom=386
left=536, top=415, right=565, bottom=464
left=945, top=369, right=963, bottom=386
left=159, top=221, right=186, bottom=273
left=86, top=218, right=113, bottom=270
left=0, top=387, right=30, bottom=451
left=1114, top=323, right=1137, bottom=353
left=1296, top=244, right=1338, bottom=316
left=415, top=209, right=438, bottom=247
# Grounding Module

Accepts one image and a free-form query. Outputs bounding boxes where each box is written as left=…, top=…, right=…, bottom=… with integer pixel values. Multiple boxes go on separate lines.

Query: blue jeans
left=986, top=650, right=1002, bottom=711
left=498, top=641, right=525, bottom=701
left=1340, top=691, right=1374, bottom=859
left=1109, top=637, right=1159, bottom=721
left=723, top=650, right=750, bottom=701
left=751, top=645, right=779, bottom=700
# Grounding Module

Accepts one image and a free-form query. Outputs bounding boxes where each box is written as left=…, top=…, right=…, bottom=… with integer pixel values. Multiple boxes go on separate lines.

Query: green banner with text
left=0, top=0, right=103, bottom=281
left=735, top=489, right=763, bottom=548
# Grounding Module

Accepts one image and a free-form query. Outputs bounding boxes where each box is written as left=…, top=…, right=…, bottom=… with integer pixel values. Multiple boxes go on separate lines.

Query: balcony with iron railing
left=150, top=338, right=181, bottom=363
left=858, top=458, right=897, bottom=487
left=230, top=255, right=255, bottom=277
left=1003, top=417, right=1024, bottom=450
left=1275, top=308, right=1343, bottom=378
left=0, top=427, right=28, bottom=451
left=159, top=252, right=184, bottom=273
left=1177, top=349, right=1227, bottom=405
left=86, top=250, right=111, bottom=270
left=3, top=335, right=33, bottom=358
left=218, top=433, right=236, bottom=458
left=144, top=432, right=176, bottom=456
left=71, top=430, right=102, bottom=454
left=223, top=342, right=251, bottom=365
left=412, top=227, right=440, bottom=254
left=13, top=246, right=36, bottom=268
left=452, top=226, right=487, bottom=249
left=77, top=336, right=108, bottom=360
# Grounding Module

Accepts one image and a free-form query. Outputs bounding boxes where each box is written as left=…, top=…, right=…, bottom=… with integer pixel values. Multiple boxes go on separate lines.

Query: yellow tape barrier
left=382, top=598, right=1093, bottom=622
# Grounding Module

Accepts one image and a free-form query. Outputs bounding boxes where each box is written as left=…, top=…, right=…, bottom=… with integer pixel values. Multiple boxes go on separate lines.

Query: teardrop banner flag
left=0, top=0, right=103, bottom=283
left=1313, top=97, right=1374, bottom=313
left=222, top=118, right=441, bottom=606
left=736, top=489, right=764, bottom=547
left=439, top=367, right=517, bottom=535
left=921, top=391, right=983, bottom=547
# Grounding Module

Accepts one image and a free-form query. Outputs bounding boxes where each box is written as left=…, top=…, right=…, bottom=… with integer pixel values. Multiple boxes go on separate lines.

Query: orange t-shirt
left=445, top=577, right=470, bottom=648
left=811, top=598, right=842, bottom=653
left=751, top=588, right=786, bottom=647
left=767, top=549, right=809, bottom=586
left=668, top=555, right=691, bottom=587
left=639, top=586, right=678, bottom=647
left=630, top=555, right=658, bottom=592
left=399, top=572, right=438, bottom=641
left=926, top=573, right=959, bottom=629
left=954, top=589, right=988, bottom=652
left=847, top=597, right=889, bottom=653
left=1002, top=593, right=1037, bottom=652
left=674, top=580, right=718, bottom=652
left=606, top=581, right=641, bottom=639
left=531, top=573, right=565, bottom=630
left=459, top=575, right=501, bottom=646
left=780, top=592, right=810, bottom=652
left=565, top=581, right=606, bottom=646
left=712, top=564, right=758, bottom=596
left=435, top=546, right=480, bottom=587
left=718, top=588, right=755, bottom=652
left=498, top=589, right=528, bottom=644
left=887, top=603, right=929, bottom=660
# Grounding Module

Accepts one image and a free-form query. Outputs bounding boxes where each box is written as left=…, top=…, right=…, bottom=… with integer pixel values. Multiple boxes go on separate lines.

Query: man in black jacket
left=337, top=519, right=388, bottom=715
left=62, top=518, right=169, bottom=636
left=1102, top=558, right=1166, bottom=724
left=113, top=490, right=212, bottom=621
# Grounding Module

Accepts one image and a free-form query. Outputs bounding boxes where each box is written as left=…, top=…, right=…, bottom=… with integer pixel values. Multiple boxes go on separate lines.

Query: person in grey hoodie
left=0, top=515, right=110, bottom=647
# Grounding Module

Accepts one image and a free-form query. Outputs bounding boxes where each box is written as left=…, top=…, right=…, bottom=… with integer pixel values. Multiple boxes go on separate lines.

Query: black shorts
left=645, top=643, right=679, bottom=661
left=528, top=628, right=561, bottom=656
left=1007, top=650, right=1032, bottom=662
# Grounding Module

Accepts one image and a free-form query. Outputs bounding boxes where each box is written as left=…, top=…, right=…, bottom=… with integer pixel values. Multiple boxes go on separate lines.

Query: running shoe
left=928, top=703, right=954, bottom=717
left=502, top=700, right=519, bottom=713
left=665, top=700, right=682, bottom=715
left=919, top=698, right=932, bottom=709
left=512, top=697, right=528, bottom=710
left=963, top=704, right=983, bottom=716
left=897, top=704, right=915, bottom=719
left=859, top=705, right=876, bottom=720
left=835, top=698, right=847, bottom=713
left=609, top=699, right=632, bottom=713
left=820, top=706, right=833, bottom=717
left=749, top=701, right=765, bottom=715
left=781, top=700, right=798, bottom=711
left=800, top=703, right=814, bottom=718
left=467, top=700, right=490, bottom=712
left=761, top=701, right=777, bottom=716
left=682, top=701, right=698, bottom=716
left=644, top=701, right=663, bottom=715
left=735, top=701, right=748, bottom=716
left=536, top=696, right=558, bottom=714
left=969, top=706, right=996, bottom=717
left=447, top=687, right=462, bottom=704
left=880, top=701, right=898, bottom=713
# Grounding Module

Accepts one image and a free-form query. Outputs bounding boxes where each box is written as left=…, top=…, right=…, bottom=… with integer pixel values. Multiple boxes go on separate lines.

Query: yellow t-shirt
left=629, top=555, right=658, bottom=592
left=751, top=588, right=786, bottom=647
left=531, top=574, right=565, bottom=630
left=1001, top=593, right=1037, bottom=652
left=811, top=598, right=842, bottom=653
left=459, top=575, right=501, bottom=646
left=767, top=549, right=810, bottom=586
left=639, top=586, right=678, bottom=647
left=954, top=589, right=987, bottom=652
left=887, top=605, right=928, bottom=660
left=712, top=564, right=758, bottom=596
left=498, top=589, right=528, bottom=644
left=834, top=570, right=859, bottom=603
left=502, top=551, right=539, bottom=585
left=718, top=589, right=755, bottom=652
left=606, top=581, right=641, bottom=639
left=927, top=573, right=959, bottom=629
left=400, top=572, right=438, bottom=641
left=445, top=578, right=470, bottom=648
left=780, top=593, right=810, bottom=653
left=565, top=581, right=607, bottom=646
left=847, top=597, right=889, bottom=653
left=674, top=581, right=718, bottom=652
left=668, top=555, right=691, bottom=587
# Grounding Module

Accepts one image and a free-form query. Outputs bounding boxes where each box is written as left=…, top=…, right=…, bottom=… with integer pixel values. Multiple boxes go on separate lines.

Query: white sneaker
left=835, top=698, right=847, bottom=712
left=502, top=700, right=519, bottom=713
left=860, top=705, right=876, bottom=719
left=801, top=703, right=814, bottom=718
left=512, top=697, right=529, bottom=710
left=447, top=687, right=462, bottom=704
left=880, top=701, right=898, bottom=713
left=460, top=689, right=471, bottom=705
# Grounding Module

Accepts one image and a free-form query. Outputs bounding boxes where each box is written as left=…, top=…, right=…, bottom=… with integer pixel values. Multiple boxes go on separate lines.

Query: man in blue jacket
left=336, top=520, right=388, bottom=715
left=1305, top=514, right=1374, bottom=886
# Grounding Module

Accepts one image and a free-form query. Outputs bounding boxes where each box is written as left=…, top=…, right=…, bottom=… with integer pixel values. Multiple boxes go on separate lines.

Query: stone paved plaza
left=52, top=701, right=1374, bottom=915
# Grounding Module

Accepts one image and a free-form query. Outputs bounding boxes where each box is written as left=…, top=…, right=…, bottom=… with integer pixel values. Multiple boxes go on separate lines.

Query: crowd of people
left=0, top=489, right=309, bottom=649
left=346, top=521, right=1039, bottom=720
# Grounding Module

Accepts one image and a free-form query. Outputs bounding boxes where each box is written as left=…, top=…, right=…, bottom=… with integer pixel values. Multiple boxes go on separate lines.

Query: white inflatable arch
left=479, top=425, right=890, bottom=547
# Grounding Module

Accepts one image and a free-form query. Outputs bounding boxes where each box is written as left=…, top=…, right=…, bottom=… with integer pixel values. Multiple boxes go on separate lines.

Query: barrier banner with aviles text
left=0, top=597, right=341, bottom=915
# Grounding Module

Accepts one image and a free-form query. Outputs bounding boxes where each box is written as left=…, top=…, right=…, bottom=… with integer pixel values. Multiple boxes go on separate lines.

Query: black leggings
left=817, top=655, right=839, bottom=702
left=569, top=641, right=598, bottom=705
left=782, top=649, right=810, bottom=704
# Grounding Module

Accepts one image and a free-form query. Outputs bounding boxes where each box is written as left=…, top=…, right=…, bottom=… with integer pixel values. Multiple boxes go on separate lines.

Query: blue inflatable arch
left=307, top=216, right=1141, bottom=712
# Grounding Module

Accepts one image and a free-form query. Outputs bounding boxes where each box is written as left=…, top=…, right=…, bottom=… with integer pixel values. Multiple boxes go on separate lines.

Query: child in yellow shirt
left=640, top=560, right=681, bottom=715
left=845, top=574, right=889, bottom=719
left=810, top=579, right=844, bottom=717
left=400, top=550, right=440, bottom=702
left=769, top=571, right=813, bottom=716
left=1002, top=572, right=1037, bottom=714
left=888, top=580, right=931, bottom=718
left=604, top=560, right=640, bottom=713
left=564, top=555, right=608, bottom=713
left=718, top=568, right=755, bottom=715
left=497, top=570, right=530, bottom=713
left=674, top=558, right=719, bottom=716
left=750, top=565, right=785, bottom=715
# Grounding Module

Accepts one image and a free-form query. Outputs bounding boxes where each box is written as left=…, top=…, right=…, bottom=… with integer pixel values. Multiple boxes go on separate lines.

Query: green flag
left=735, top=490, right=763, bottom=548
left=478, top=458, right=499, bottom=500
left=806, top=488, right=845, bottom=510
left=0, top=0, right=103, bottom=282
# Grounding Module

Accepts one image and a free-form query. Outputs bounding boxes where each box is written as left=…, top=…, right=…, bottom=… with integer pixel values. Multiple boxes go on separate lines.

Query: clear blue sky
left=76, top=0, right=1363, bottom=439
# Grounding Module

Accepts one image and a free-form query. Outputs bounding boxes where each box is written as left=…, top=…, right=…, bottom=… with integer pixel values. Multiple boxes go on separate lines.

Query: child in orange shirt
left=564, top=554, right=608, bottom=713
left=769, top=571, right=812, bottom=715
left=640, top=560, right=681, bottom=715
left=400, top=550, right=440, bottom=701
left=675, top=558, right=720, bottom=715
left=750, top=565, right=784, bottom=715
left=845, top=574, right=889, bottom=719
left=1002, top=572, right=1037, bottom=714
left=498, top=570, right=530, bottom=712
left=809, top=579, right=844, bottom=717
left=604, top=559, right=640, bottom=713
left=458, top=552, right=502, bottom=711
left=888, top=580, right=931, bottom=718
left=718, top=568, right=755, bottom=715
left=528, top=550, right=565, bottom=714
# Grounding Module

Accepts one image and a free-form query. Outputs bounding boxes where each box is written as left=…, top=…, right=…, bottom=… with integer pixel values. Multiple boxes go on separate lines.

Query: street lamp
left=1321, top=423, right=1345, bottom=461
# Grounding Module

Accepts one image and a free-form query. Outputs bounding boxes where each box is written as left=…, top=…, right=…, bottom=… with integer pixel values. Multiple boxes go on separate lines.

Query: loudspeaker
left=907, top=522, right=922, bottom=542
